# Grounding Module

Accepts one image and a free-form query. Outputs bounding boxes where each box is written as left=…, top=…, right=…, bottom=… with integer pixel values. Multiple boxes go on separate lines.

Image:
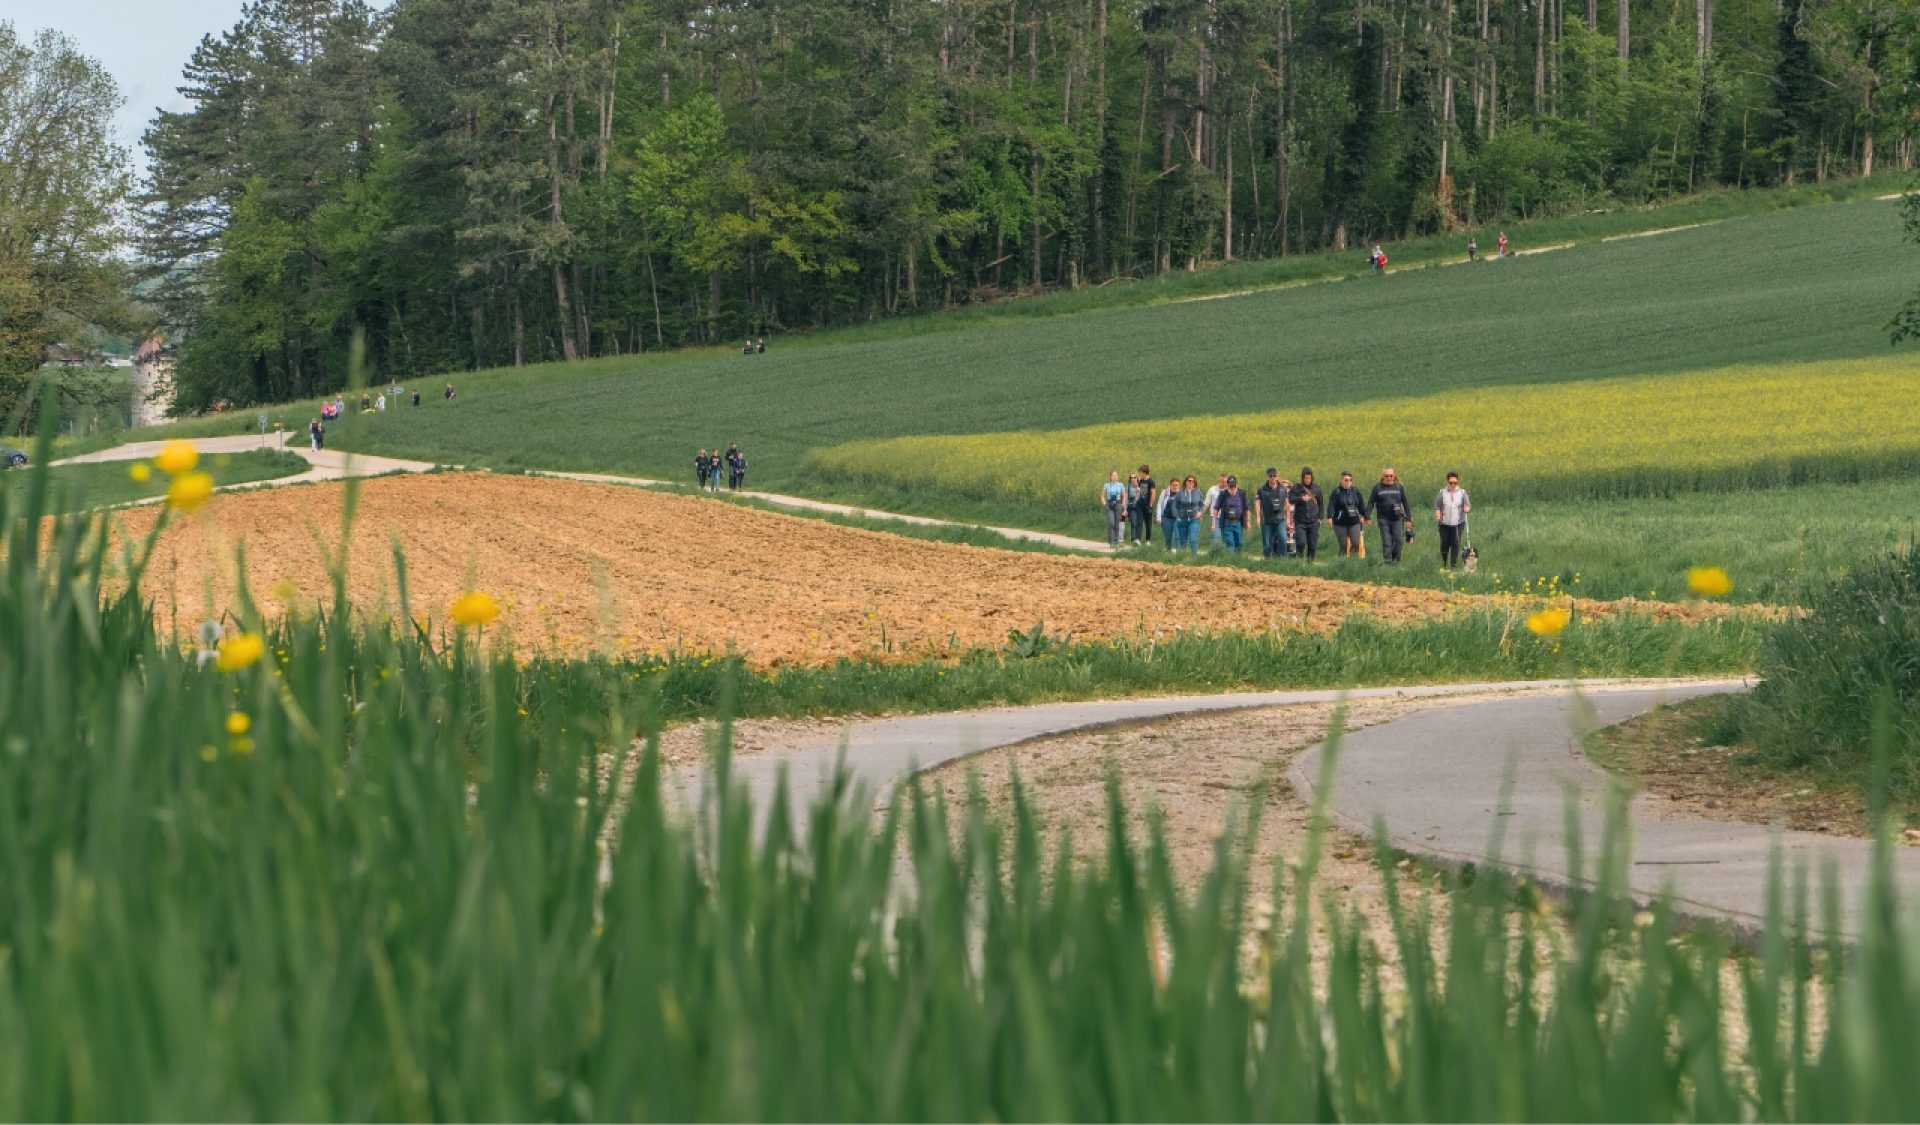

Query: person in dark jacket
left=695, top=449, right=711, bottom=489
left=1136, top=464, right=1157, bottom=544
left=1328, top=471, right=1369, bottom=557
left=1254, top=468, right=1291, bottom=559
left=1288, top=467, right=1325, bottom=561
left=1214, top=475, right=1250, bottom=553
left=1366, top=467, right=1411, bottom=564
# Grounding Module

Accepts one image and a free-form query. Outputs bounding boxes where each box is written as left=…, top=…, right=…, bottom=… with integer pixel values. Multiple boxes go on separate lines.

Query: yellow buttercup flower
left=225, top=711, right=251, bottom=736
left=1525, top=608, right=1571, bottom=637
left=153, top=440, right=199, bottom=476
left=215, top=632, right=265, bottom=672
left=450, top=591, right=502, bottom=628
left=166, top=471, right=215, bottom=512
left=1687, top=566, right=1732, bottom=598
left=128, top=462, right=152, bottom=483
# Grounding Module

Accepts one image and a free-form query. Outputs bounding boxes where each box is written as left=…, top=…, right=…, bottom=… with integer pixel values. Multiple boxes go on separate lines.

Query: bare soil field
left=113, top=472, right=1725, bottom=666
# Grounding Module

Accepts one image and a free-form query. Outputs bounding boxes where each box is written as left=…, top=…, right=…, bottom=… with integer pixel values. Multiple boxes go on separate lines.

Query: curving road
left=676, top=677, right=1916, bottom=939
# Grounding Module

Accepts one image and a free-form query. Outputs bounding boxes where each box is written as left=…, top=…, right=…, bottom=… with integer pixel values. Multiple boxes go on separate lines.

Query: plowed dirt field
left=111, top=473, right=1721, bottom=666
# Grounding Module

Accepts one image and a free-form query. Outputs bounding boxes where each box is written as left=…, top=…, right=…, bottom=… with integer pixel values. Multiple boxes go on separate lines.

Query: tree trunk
left=1534, top=0, right=1545, bottom=118
left=1091, top=0, right=1108, bottom=273
left=1617, top=0, right=1629, bottom=60
left=1223, top=111, right=1234, bottom=260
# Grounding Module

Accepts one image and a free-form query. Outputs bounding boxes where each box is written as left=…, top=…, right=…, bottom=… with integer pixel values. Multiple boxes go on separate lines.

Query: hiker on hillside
left=1214, top=476, right=1250, bottom=553
left=1101, top=471, right=1128, bottom=549
left=743, top=340, right=756, bottom=355
left=1290, top=467, right=1325, bottom=562
left=445, top=382, right=457, bottom=400
left=309, top=417, right=324, bottom=451
left=1367, top=468, right=1412, bottom=564
left=1370, top=245, right=1387, bottom=272
left=411, top=389, right=421, bottom=407
left=1328, top=471, right=1369, bottom=557
left=1172, top=475, right=1203, bottom=551
left=1136, top=464, right=1157, bottom=545
left=1255, top=468, right=1292, bottom=560
left=1497, top=231, right=1509, bottom=258
left=1203, top=473, right=1228, bottom=551
left=1435, top=472, right=1472, bottom=569
left=695, top=449, right=711, bottom=489
left=756, top=338, right=767, bottom=354
left=1467, top=237, right=1479, bottom=262
left=727, top=443, right=746, bottom=490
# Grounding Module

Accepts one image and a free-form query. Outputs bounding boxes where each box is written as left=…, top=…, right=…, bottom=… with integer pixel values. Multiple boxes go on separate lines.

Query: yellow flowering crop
left=1525, top=608, right=1571, bottom=636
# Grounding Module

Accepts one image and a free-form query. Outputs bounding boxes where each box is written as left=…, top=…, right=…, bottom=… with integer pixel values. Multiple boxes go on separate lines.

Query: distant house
left=132, top=335, right=175, bottom=427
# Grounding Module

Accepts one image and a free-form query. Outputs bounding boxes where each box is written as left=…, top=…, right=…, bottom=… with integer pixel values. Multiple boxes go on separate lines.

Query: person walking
left=728, top=444, right=747, bottom=490
left=1214, top=475, right=1250, bottom=553
left=309, top=417, right=324, bottom=451
left=1124, top=473, right=1146, bottom=546
left=444, top=382, right=457, bottom=400
left=411, top=389, right=421, bottom=407
left=1156, top=477, right=1178, bottom=549
left=695, top=449, right=711, bottom=489
left=1101, top=471, right=1128, bottom=548
left=1289, top=467, right=1325, bottom=561
left=1202, top=473, right=1227, bottom=552
left=1367, top=467, right=1412, bottom=564
left=1328, top=471, right=1369, bottom=557
left=1467, top=236, right=1478, bottom=262
left=1497, top=231, right=1509, bottom=258
left=1136, top=464, right=1157, bottom=544
left=1255, top=468, right=1292, bottom=559
left=1434, top=472, right=1472, bottom=569
left=1174, top=475, right=1203, bottom=551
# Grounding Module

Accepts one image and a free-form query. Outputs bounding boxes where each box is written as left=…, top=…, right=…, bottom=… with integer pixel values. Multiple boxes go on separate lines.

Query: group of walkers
left=1101, top=465, right=1474, bottom=568
left=307, top=382, right=457, bottom=450
left=695, top=443, right=748, bottom=491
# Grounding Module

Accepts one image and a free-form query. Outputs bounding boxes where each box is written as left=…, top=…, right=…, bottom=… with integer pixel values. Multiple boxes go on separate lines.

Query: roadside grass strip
left=807, top=355, right=1920, bottom=511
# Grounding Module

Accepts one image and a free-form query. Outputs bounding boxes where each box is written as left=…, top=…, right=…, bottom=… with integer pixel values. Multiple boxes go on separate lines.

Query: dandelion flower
left=166, top=471, right=215, bottom=512
left=1687, top=566, right=1732, bottom=598
left=215, top=632, right=265, bottom=672
left=225, top=711, right=251, bottom=736
left=128, top=462, right=152, bottom=483
left=450, top=591, right=501, bottom=628
left=153, top=440, right=199, bottom=476
left=229, top=736, right=255, bottom=756
left=1525, top=608, right=1570, bottom=637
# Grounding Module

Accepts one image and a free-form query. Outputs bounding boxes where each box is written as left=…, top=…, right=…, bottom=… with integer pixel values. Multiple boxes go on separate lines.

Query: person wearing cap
left=1254, top=468, right=1292, bottom=559
left=1214, top=474, right=1250, bottom=553
left=1328, top=471, right=1369, bottom=557
left=1288, top=468, right=1324, bottom=561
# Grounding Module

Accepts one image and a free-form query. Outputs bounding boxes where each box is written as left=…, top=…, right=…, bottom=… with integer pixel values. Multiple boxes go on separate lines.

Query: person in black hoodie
left=1328, top=471, right=1369, bottom=557
left=1367, top=467, right=1411, bottom=563
left=1288, top=467, right=1324, bottom=561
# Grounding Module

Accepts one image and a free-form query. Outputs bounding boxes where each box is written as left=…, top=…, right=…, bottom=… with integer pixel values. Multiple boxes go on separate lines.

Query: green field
left=2, top=449, right=307, bottom=512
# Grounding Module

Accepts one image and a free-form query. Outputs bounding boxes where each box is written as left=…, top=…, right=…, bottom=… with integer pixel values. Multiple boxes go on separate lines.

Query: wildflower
left=153, top=440, right=199, bottom=476
left=215, top=632, right=265, bottom=672
left=128, top=462, right=152, bottom=483
left=166, top=471, right=215, bottom=512
left=229, top=737, right=255, bottom=756
left=225, top=711, right=251, bottom=736
left=450, top=591, right=501, bottom=628
left=1687, top=566, right=1732, bottom=598
left=200, top=745, right=219, bottom=763
left=1525, top=608, right=1570, bottom=637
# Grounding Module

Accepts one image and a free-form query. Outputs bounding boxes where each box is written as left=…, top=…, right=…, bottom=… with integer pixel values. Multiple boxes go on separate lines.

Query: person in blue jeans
left=1255, top=468, right=1292, bottom=559
left=1214, top=475, right=1250, bottom=553
left=1168, top=474, right=1201, bottom=551
left=1100, top=471, right=1127, bottom=548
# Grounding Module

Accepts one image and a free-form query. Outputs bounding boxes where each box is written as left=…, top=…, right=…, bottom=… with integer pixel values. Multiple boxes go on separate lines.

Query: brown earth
left=110, top=472, right=1731, bottom=666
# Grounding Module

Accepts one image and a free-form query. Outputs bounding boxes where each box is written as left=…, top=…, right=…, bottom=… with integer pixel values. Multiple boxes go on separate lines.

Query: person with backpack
left=1367, top=468, right=1412, bottom=564
left=728, top=444, right=748, bottom=490
left=1434, top=472, right=1472, bottom=569
left=1328, top=471, right=1369, bottom=557
left=1214, top=475, right=1250, bottom=553
left=1101, top=471, right=1128, bottom=548
left=1255, top=468, right=1292, bottom=559
left=1289, top=467, right=1325, bottom=561
left=1124, top=473, right=1146, bottom=546
left=309, top=417, right=324, bottom=451
left=1467, top=237, right=1478, bottom=262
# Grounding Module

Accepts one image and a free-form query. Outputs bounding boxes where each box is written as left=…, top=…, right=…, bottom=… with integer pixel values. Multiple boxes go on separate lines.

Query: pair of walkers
left=1354, top=468, right=1473, bottom=568
left=1110, top=466, right=1161, bottom=547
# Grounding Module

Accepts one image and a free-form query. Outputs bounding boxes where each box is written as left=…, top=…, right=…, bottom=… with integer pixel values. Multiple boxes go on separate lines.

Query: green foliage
left=0, top=449, right=306, bottom=513
left=4, top=453, right=1920, bottom=1120
left=1741, top=546, right=1920, bottom=788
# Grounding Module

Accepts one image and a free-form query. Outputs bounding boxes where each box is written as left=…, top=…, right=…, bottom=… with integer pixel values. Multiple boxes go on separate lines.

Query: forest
left=110, top=0, right=1920, bottom=407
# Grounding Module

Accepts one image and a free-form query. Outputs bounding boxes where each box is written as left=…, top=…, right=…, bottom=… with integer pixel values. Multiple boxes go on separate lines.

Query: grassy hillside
left=308, top=196, right=1906, bottom=489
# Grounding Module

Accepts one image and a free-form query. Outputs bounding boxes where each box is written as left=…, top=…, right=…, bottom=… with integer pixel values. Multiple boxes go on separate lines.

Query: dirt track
left=111, top=473, right=1723, bottom=666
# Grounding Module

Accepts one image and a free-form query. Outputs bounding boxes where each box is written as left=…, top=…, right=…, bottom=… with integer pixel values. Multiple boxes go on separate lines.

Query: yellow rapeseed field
left=806, top=356, right=1920, bottom=510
